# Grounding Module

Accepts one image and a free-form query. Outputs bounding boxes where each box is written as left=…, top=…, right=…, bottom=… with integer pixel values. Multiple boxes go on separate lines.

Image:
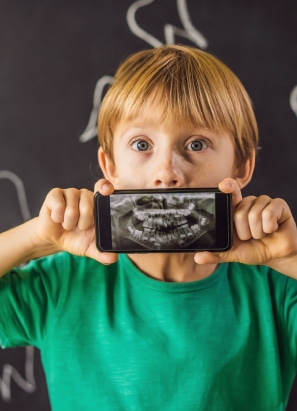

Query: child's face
left=99, top=113, right=245, bottom=190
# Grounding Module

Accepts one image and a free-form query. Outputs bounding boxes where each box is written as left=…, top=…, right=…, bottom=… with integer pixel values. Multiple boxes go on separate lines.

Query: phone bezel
left=94, top=188, right=232, bottom=253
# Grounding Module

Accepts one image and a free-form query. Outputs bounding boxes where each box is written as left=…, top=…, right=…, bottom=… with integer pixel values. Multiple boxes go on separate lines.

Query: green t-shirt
left=0, top=252, right=297, bottom=411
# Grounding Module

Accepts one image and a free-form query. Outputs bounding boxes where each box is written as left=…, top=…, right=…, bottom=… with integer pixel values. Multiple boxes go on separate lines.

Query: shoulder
left=224, top=261, right=290, bottom=283
left=21, top=251, right=121, bottom=278
left=217, top=263, right=294, bottom=330
left=0, top=252, right=127, bottom=305
left=222, top=262, right=297, bottom=308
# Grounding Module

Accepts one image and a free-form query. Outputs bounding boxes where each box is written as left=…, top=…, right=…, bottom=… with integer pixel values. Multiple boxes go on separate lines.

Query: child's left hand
left=194, top=178, right=297, bottom=278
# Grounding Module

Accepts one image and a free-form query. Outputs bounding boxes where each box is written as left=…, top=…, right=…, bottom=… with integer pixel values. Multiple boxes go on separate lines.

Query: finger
left=44, top=188, right=67, bottom=224
left=194, top=251, right=227, bottom=265
left=234, top=196, right=286, bottom=241
left=78, top=189, right=94, bottom=231
left=247, top=195, right=274, bottom=239
left=261, top=198, right=289, bottom=234
left=94, top=179, right=115, bottom=196
left=96, top=252, right=118, bottom=265
left=62, top=189, right=81, bottom=230
left=86, top=242, right=118, bottom=265
left=233, top=196, right=257, bottom=240
left=218, top=178, right=242, bottom=207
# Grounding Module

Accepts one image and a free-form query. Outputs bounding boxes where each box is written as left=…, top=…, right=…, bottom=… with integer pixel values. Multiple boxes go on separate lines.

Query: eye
left=186, top=139, right=209, bottom=152
left=131, top=139, right=152, bottom=152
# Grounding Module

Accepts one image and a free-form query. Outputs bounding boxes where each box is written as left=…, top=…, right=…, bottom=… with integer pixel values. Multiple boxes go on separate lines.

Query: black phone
left=94, top=188, right=233, bottom=253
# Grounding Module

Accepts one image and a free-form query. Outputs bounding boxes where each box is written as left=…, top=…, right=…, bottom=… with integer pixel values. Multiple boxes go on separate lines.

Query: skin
left=0, top=114, right=297, bottom=282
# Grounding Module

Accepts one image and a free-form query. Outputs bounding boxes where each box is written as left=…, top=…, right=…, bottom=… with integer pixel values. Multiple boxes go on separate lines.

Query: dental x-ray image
left=109, top=192, right=216, bottom=251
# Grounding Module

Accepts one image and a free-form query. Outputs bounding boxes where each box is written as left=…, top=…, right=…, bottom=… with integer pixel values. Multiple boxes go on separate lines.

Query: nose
left=152, top=152, right=185, bottom=188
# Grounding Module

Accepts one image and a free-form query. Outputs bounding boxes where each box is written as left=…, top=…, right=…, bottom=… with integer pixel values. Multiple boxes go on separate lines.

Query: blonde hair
left=98, top=45, right=258, bottom=166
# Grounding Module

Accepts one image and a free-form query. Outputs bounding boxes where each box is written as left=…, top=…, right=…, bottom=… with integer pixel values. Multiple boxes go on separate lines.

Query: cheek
left=115, top=165, right=147, bottom=189
left=190, top=161, right=234, bottom=187
left=209, top=163, right=235, bottom=183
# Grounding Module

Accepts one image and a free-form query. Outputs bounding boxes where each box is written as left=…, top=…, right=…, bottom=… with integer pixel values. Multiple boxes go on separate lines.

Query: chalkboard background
left=0, top=0, right=296, bottom=409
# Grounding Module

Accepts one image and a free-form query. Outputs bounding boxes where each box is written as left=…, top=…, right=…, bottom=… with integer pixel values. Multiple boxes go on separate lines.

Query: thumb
left=86, top=242, right=118, bottom=265
left=194, top=250, right=234, bottom=265
left=94, top=179, right=114, bottom=196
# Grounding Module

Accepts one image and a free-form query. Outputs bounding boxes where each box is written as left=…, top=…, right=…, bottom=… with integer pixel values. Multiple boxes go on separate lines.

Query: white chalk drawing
left=0, top=347, right=36, bottom=402
left=79, top=0, right=208, bottom=143
left=79, top=75, right=114, bottom=143
left=0, top=170, right=36, bottom=401
left=126, top=0, right=162, bottom=47
left=290, top=85, right=297, bottom=118
left=126, top=0, right=208, bottom=48
left=0, top=170, right=31, bottom=221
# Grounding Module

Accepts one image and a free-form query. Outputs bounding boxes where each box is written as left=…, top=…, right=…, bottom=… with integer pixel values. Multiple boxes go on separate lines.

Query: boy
left=1, top=45, right=297, bottom=410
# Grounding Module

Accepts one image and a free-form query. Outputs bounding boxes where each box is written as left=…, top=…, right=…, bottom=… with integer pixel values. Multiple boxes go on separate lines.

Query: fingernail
left=102, top=182, right=112, bottom=192
left=221, top=181, right=232, bottom=190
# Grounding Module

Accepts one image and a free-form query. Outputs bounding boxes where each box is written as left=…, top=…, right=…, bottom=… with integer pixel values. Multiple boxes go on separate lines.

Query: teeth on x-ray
left=191, top=224, right=200, bottom=234
left=133, top=205, right=193, bottom=219
left=125, top=209, right=202, bottom=247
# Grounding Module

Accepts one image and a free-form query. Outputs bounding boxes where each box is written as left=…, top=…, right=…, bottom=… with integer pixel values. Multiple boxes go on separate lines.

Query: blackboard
left=0, top=1, right=297, bottom=410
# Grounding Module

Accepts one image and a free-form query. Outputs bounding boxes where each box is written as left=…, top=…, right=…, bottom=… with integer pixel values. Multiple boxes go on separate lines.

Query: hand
left=35, top=179, right=118, bottom=265
left=194, top=178, right=297, bottom=275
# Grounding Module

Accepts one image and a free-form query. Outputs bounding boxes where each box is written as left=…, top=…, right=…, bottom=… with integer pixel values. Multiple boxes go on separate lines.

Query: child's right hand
left=35, top=179, right=118, bottom=265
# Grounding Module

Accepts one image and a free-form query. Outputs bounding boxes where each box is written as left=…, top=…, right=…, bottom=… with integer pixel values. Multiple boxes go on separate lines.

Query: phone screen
left=94, top=189, right=232, bottom=253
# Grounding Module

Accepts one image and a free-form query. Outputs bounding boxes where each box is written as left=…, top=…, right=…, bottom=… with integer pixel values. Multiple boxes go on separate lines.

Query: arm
left=194, top=178, right=297, bottom=279
left=0, top=179, right=117, bottom=277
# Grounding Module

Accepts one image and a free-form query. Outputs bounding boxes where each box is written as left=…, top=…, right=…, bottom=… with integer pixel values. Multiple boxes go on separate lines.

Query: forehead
left=114, top=111, right=194, bottom=134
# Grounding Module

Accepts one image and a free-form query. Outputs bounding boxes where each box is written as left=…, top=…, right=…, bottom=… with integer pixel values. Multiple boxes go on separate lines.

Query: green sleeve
left=282, top=274, right=297, bottom=364
left=0, top=252, right=71, bottom=349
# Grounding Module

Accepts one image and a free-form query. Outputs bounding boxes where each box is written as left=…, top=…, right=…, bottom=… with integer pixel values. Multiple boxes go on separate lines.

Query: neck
left=128, top=252, right=217, bottom=283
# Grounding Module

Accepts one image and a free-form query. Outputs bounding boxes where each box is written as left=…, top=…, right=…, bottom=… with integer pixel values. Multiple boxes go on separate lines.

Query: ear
left=98, top=147, right=118, bottom=185
left=234, top=149, right=256, bottom=189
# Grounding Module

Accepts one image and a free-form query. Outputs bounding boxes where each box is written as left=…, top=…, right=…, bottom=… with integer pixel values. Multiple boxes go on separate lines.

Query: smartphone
left=94, top=188, right=232, bottom=253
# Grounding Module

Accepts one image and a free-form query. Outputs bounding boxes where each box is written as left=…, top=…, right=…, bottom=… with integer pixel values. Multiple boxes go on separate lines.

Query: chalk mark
left=79, top=76, right=114, bottom=143
left=127, top=0, right=208, bottom=48
left=0, top=170, right=36, bottom=401
left=0, top=347, right=36, bottom=402
left=290, top=85, right=297, bottom=118
left=0, top=170, right=31, bottom=221
left=127, top=0, right=162, bottom=47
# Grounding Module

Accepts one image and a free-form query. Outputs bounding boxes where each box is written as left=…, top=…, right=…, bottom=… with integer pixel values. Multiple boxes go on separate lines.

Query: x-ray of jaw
left=110, top=193, right=216, bottom=251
